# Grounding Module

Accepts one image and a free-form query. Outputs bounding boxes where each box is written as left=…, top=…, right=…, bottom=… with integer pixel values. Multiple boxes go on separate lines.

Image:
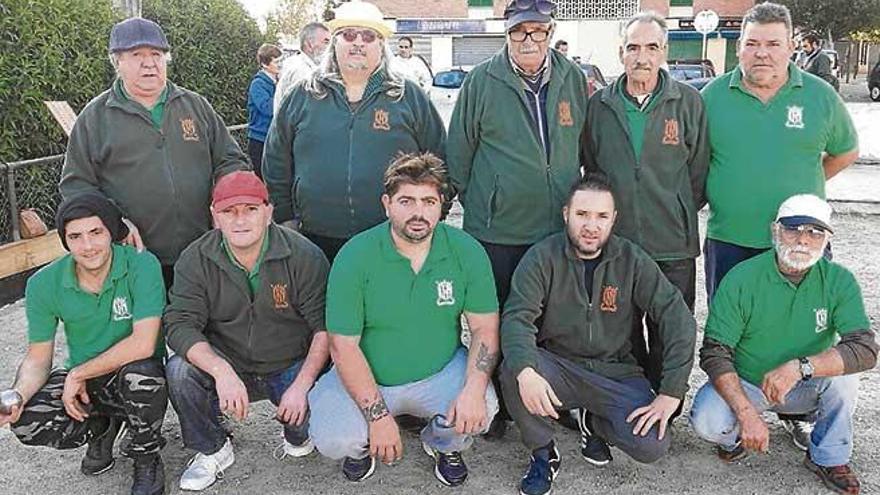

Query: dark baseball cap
left=109, top=17, right=170, bottom=53
left=504, top=0, right=556, bottom=30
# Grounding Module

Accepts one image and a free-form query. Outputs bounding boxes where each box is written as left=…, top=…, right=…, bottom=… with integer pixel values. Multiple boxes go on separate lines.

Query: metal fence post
left=3, top=162, right=21, bottom=241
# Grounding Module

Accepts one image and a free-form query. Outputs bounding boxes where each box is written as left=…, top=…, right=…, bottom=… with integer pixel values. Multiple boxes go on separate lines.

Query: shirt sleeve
left=325, top=243, right=366, bottom=336
left=130, top=250, right=167, bottom=322
left=25, top=273, right=59, bottom=343
left=824, top=90, right=858, bottom=156
left=462, top=240, right=498, bottom=314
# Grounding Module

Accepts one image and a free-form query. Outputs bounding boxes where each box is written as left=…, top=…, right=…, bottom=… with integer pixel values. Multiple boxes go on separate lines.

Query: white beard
left=774, top=238, right=823, bottom=271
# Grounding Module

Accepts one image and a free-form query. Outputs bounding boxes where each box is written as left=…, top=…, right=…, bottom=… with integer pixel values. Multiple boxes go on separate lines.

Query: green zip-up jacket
left=164, top=224, right=329, bottom=374
left=262, top=72, right=445, bottom=238
left=501, top=233, right=696, bottom=398
left=447, top=48, right=588, bottom=245
left=582, top=70, right=709, bottom=261
left=60, top=81, right=249, bottom=266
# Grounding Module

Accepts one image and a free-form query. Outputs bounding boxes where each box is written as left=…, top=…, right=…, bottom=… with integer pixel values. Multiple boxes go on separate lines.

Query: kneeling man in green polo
left=309, top=153, right=500, bottom=487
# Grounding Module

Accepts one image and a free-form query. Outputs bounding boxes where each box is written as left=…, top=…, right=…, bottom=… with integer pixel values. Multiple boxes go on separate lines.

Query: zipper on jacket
left=246, top=304, right=255, bottom=361
left=347, top=115, right=356, bottom=234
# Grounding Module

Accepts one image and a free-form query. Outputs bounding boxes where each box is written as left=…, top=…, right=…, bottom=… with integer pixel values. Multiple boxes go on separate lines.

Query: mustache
left=348, top=47, right=368, bottom=56
left=406, top=216, right=428, bottom=224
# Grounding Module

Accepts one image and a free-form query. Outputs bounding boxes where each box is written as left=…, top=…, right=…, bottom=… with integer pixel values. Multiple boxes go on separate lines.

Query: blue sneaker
left=519, top=441, right=560, bottom=495
left=422, top=441, right=468, bottom=486
left=342, top=455, right=376, bottom=482
left=578, top=409, right=612, bottom=466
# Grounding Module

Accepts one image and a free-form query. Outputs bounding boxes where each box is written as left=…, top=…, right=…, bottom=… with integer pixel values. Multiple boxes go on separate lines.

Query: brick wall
left=694, top=0, right=754, bottom=17
left=640, top=0, right=669, bottom=17
left=371, top=0, right=468, bottom=18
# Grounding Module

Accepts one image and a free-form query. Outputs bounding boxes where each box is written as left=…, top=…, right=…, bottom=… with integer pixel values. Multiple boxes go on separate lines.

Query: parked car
left=578, top=63, right=608, bottom=95
left=430, top=67, right=468, bottom=106
left=667, top=59, right=716, bottom=90
left=869, top=60, right=880, bottom=102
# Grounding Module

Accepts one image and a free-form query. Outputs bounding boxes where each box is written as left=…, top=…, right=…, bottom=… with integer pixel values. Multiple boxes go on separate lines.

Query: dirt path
left=0, top=211, right=877, bottom=495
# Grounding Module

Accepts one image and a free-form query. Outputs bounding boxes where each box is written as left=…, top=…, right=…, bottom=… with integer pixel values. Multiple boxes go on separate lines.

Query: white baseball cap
left=775, top=194, right=833, bottom=233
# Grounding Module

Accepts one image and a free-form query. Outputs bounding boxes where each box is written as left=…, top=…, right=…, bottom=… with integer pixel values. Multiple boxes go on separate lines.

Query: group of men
left=0, top=1, right=875, bottom=495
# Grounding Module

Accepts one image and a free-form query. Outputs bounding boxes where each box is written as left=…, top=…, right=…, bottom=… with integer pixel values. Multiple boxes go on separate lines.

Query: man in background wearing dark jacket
left=164, top=172, right=330, bottom=492
left=500, top=174, right=696, bottom=495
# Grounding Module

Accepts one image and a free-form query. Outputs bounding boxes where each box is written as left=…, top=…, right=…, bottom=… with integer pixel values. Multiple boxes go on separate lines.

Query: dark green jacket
left=164, top=224, right=329, bottom=374
left=447, top=48, right=588, bottom=245
left=60, top=81, right=249, bottom=266
left=501, top=233, right=696, bottom=398
left=263, top=72, right=445, bottom=239
left=582, top=71, right=709, bottom=261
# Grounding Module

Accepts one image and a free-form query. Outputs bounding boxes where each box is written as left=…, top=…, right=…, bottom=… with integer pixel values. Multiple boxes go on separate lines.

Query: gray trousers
left=501, top=348, right=670, bottom=463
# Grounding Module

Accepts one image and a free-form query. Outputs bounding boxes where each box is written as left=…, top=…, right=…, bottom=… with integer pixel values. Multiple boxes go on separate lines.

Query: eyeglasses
left=779, top=224, right=828, bottom=242
left=514, top=0, right=556, bottom=15
left=339, top=28, right=379, bottom=44
left=508, top=29, right=551, bottom=42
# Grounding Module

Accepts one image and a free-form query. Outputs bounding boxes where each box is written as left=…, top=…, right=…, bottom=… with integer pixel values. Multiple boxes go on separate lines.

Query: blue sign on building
left=397, top=19, right=486, bottom=34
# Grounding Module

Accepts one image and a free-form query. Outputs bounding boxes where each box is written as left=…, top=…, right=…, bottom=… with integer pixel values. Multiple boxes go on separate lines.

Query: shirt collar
left=507, top=48, right=552, bottom=88
left=221, top=231, right=270, bottom=276
left=114, top=78, right=169, bottom=109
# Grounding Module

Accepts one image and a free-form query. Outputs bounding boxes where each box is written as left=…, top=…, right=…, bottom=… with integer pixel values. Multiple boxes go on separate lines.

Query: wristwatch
left=798, top=357, right=814, bottom=381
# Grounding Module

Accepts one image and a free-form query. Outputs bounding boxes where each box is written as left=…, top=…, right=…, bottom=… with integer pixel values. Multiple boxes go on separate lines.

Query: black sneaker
left=131, top=454, right=165, bottom=495
left=81, top=416, right=123, bottom=475
left=578, top=409, right=612, bottom=466
left=483, top=416, right=509, bottom=440
left=519, top=441, right=561, bottom=495
left=342, top=455, right=376, bottom=482
left=422, top=442, right=468, bottom=486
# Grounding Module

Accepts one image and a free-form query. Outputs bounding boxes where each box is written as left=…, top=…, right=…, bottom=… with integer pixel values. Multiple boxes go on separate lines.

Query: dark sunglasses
left=514, top=0, right=556, bottom=15
left=339, top=28, right=379, bottom=43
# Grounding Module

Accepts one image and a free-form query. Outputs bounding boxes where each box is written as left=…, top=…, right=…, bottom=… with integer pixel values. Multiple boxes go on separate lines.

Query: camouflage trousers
left=12, top=358, right=167, bottom=458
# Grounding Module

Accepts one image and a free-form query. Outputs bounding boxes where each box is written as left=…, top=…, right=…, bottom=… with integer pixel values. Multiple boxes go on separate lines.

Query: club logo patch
left=436, top=280, right=455, bottom=306
left=661, top=118, right=680, bottom=145
left=558, top=100, right=574, bottom=127
left=814, top=307, right=828, bottom=333
left=785, top=105, right=805, bottom=129
left=600, top=285, right=618, bottom=313
left=271, top=283, right=290, bottom=309
left=372, top=108, right=391, bottom=131
left=112, top=296, right=132, bottom=321
left=180, top=118, right=200, bottom=141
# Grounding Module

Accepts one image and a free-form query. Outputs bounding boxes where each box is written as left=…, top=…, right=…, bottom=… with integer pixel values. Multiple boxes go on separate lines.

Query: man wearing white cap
left=262, top=0, right=445, bottom=263
left=690, top=194, right=877, bottom=495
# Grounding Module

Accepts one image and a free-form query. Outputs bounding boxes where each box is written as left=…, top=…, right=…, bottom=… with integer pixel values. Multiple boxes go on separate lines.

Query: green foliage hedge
left=0, top=0, right=265, bottom=162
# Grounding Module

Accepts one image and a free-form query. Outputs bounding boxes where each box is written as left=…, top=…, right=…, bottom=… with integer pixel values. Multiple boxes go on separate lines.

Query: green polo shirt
left=705, top=251, right=869, bottom=386
left=222, top=233, right=270, bottom=295
left=114, top=78, right=168, bottom=129
left=326, top=221, right=498, bottom=386
left=25, top=244, right=167, bottom=368
left=702, top=63, right=858, bottom=248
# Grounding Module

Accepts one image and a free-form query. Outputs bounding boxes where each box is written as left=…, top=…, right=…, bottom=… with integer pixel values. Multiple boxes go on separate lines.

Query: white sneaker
left=179, top=437, right=235, bottom=491
left=273, top=437, right=315, bottom=461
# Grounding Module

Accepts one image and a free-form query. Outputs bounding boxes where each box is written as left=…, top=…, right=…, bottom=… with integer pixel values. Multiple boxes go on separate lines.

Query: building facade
left=370, top=0, right=755, bottom=76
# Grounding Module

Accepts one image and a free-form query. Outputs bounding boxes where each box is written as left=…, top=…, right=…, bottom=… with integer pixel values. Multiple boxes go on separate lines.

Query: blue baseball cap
left=109, top=17, right=170, bottom=53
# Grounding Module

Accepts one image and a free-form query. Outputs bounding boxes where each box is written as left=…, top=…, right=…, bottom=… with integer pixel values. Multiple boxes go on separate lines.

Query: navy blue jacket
left=247, top=70, right=276, bottom=142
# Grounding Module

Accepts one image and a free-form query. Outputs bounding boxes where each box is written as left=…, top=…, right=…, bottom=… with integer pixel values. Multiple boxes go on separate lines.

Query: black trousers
left=247, top=138, right=265, bottom=179
left=302, top=231, right=350, bottom=265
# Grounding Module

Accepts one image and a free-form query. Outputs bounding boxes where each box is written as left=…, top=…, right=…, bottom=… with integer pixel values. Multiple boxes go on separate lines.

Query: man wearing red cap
left=61, top=17, right=250, bottom=287
left=164, top=171, right=330, bottom=491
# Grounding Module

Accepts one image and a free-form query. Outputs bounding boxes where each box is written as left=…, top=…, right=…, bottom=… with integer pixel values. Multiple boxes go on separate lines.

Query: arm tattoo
left=359, top=393, right=390, bottom=423
left=474, top=342, right=499, bottom=374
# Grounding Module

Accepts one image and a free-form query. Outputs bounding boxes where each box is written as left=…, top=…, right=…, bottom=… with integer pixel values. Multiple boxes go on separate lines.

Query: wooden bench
left=0, top=230, right=65, bottom=280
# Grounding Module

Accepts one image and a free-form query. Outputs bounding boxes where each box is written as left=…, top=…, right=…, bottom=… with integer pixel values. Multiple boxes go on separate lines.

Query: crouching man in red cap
left=164, top=171, right=331, bottom=491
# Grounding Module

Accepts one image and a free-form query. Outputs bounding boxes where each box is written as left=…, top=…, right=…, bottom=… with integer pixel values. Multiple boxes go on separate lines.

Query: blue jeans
left=308, top=348, right=498, bottom=459
left=166, top=354, right=309, bottom=455
left=689, top=375, right=859, bottom=466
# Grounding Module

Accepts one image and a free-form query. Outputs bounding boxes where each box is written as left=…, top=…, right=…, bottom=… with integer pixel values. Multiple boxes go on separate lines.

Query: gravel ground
left=0, top=209, right=877, bottom=495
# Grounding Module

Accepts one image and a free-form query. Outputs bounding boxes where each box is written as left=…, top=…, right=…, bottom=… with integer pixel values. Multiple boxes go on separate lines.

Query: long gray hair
left=302, top=33, right=406, bottom=101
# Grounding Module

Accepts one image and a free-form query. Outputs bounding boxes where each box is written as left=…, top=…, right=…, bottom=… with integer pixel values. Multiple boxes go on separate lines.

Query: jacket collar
left=205, top=224, right=293, bottom=271
left=487, top=46, right=572, bottom=94
left=602, top=68, right=679, bottom=109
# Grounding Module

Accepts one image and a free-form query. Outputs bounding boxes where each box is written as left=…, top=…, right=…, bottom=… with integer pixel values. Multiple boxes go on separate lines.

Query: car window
left=433, top=70, right=466, bottom=89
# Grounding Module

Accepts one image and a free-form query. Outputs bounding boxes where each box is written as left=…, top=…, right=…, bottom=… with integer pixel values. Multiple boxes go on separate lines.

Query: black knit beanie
left=55, top=192, right=129, bottom=250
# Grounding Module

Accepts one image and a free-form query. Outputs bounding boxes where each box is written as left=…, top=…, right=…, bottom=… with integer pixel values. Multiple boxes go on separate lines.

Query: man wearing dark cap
left=691, top=194, right=878, bottom=495
left=0, top=192, right=168, bottom=495
left=61, top=17, right=250, bottom=287
left=446, top=0, right=587, bottom=437
left=164, top=171, right=330, bottom=491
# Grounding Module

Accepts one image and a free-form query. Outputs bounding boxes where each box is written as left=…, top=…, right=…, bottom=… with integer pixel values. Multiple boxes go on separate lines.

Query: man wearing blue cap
left=446, top=0, right=588, bottom=438
left=61, top=17, right=249, bottom=288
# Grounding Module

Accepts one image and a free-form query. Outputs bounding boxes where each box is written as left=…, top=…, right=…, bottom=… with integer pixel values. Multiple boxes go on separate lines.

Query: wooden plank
left=0, top=230, right=65, bottom=280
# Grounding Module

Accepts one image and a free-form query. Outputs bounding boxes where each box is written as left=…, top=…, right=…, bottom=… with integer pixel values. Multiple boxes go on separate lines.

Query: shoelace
left=440, top=451, right=463, bottom=467
left=272, top=442, right=289, bottom=462
left=186, top=452, right=226, bottom=479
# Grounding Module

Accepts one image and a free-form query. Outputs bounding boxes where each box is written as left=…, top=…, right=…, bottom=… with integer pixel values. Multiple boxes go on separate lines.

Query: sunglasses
left=508, top=29, right=551, bottom=42
left=514, top=0, right=556, bottom=15
left=339, top=28, right=379, bottom=43
left=779, top=224, right=828, bottom=242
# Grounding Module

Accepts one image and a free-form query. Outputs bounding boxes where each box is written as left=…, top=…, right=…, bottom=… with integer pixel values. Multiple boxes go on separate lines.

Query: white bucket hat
left=327, top=1, right=393, bottom=39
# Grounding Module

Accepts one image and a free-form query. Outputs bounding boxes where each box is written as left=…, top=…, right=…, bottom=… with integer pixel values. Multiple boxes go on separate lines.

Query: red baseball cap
left=212, top=171, right=269, bottom=211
